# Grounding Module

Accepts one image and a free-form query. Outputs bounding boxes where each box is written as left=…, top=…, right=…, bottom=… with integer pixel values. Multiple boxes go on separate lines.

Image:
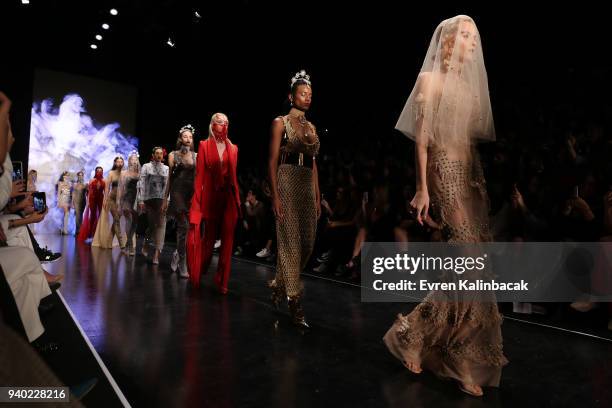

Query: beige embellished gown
left=383, top=142, right=508, bottom=387
left=270, top=114, right=320, bottom=298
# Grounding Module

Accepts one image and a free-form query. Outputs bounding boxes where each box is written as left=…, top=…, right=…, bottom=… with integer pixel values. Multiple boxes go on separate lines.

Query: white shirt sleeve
left=0, top=155, right=14, bottom=211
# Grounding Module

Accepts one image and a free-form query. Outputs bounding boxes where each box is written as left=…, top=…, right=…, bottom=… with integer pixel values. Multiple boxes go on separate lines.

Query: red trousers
left=199, top=189, right=238, bottom=290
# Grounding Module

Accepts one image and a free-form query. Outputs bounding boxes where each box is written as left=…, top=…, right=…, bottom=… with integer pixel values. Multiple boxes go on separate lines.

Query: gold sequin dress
left=383, top=143, right=508, bottom=387
left=271, top=114, right=320, bottom=297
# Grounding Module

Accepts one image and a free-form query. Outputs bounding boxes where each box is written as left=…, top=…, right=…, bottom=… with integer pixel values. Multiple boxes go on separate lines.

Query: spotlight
left=21, top=0, right=30, bottom=4
left=166, top=37, right=175, bottom=48
left=95, top=34, right=103, bottom=41
left=90, top=44, right=98, bottom=50
left=110, top=8, right=118, bottom=16
left=102, top=23, right=110, bottom=30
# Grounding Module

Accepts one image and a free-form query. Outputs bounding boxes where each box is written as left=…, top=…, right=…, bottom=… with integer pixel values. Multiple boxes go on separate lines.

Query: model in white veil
left=383, top=15, right=507, bottom=397
left=396, top=15, right=495, bottom=151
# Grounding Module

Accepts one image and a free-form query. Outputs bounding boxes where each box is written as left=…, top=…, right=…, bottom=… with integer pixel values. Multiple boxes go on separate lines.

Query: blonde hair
left=436, top=16, right=474, bottom=72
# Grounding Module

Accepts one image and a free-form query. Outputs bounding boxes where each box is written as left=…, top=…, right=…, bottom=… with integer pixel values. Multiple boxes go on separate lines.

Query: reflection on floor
left=39, top=234, right=612, bottom=407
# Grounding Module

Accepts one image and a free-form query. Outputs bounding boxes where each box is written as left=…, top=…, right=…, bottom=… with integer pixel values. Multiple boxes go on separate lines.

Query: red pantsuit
left=187, top=138, right=241, bottom=290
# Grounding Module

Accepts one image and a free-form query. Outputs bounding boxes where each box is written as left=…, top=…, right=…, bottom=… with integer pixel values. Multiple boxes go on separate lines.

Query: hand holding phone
left=11, top=179, right=25, bottom=197
left=11, top=161, right=23, bottom=182
left=33, top=191, right=46, bottom=213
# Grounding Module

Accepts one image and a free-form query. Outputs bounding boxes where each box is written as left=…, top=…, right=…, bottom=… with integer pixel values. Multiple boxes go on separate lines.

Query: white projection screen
left=28, top=68, right=138, bottom=234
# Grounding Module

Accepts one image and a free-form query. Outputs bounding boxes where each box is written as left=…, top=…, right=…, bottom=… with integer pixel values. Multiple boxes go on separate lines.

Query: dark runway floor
left=39, top=234, right=612, bottom=408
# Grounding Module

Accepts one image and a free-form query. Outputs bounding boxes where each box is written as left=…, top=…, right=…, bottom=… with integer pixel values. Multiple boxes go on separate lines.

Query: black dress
left=168, top=150, right=196, bottom=217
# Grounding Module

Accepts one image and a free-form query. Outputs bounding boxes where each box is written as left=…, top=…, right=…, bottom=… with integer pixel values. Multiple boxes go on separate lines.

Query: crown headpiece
left=291, top=70, right=311, bottom=87
left=179, top=124, right=196, bottom=135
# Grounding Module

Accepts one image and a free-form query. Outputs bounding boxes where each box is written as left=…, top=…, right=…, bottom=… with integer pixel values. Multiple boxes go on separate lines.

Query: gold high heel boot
left=268, top=280, right=283, bottom=310
left=287, top=293, right=309, bottom=329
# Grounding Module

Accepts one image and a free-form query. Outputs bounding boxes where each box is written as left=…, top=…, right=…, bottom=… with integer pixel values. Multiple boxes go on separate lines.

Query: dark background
left=0, top=0, right=610, bottom=171
left=32, top=68, right=138, bottom=136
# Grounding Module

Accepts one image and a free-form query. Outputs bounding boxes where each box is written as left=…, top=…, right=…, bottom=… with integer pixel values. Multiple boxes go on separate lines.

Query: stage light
left=167, top=37, right=175, bottom=48
left=110, top=9, right=118, bottom=16
left=90, top=44, right=98, bottom=50
left=95, top=34, right=103, bottom=41
left=102, top=23, right=110, bottom=30
left=21, top=0, right=30, bottom=4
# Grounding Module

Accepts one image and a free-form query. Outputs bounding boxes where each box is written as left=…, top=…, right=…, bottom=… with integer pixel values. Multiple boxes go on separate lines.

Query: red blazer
left=189, top=137, right=241, bottom=224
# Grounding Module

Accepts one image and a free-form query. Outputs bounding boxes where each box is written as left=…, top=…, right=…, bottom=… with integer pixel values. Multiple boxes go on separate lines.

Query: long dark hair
left=176, top=133, right=195, bottom=151
left=111, top=156, right=124, bottom=171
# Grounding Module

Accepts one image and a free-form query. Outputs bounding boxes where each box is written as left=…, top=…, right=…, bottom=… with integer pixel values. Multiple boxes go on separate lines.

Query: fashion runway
left=39, top=235, right=612, bottom=407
